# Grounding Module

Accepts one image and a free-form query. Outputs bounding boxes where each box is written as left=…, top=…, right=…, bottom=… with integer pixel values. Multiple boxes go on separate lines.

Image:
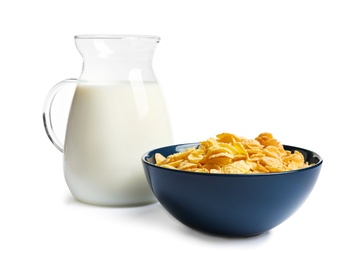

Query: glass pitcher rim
left=74, top=34, right=160, bottom=42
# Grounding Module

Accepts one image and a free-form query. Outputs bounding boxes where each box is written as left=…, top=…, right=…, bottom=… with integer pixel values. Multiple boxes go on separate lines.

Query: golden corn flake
left=154, top=153, right=166, bottom=165
left=155, top=132, right=312, bottom=174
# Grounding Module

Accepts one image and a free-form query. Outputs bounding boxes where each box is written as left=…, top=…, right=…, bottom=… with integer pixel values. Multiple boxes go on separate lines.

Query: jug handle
left=43, top=79, right=78, bottom=153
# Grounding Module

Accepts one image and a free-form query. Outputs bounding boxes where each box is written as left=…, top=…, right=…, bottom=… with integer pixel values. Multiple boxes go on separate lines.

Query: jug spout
left=75, top=34, right=160, bottom=59
left=74, top=34, right=160, bottom=82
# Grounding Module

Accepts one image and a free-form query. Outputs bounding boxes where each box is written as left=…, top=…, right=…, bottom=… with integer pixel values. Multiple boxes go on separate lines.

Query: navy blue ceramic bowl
left=142, top=143, right=322, bottom=237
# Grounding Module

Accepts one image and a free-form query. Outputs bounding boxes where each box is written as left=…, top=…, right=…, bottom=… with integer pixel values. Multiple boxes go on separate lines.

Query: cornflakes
left=154, top=132, right=312, bottom=174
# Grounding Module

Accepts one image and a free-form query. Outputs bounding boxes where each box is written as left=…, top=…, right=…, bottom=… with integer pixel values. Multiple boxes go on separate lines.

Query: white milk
left=63, top=81, right=172, bottom=206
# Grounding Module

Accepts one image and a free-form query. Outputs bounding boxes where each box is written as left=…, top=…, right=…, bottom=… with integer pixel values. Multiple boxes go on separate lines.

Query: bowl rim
left=141, top=142, right=323, bottom=177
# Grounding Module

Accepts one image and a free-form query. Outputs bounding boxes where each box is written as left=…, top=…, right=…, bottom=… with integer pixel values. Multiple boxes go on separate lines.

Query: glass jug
left=43, top=35, right=172, bottom=206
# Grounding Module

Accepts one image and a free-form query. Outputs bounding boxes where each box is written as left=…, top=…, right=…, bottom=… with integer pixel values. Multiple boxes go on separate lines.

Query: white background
left=1, top=0, right=347, bottom=259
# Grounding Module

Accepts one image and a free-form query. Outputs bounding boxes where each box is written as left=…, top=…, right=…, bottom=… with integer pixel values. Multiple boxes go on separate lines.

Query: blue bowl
left=142, top=143, right=322, bottom=237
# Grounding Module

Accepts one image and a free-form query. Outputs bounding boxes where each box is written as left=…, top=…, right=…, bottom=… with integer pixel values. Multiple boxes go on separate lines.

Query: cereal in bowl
left=155, top=132, right=311, bottom=174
